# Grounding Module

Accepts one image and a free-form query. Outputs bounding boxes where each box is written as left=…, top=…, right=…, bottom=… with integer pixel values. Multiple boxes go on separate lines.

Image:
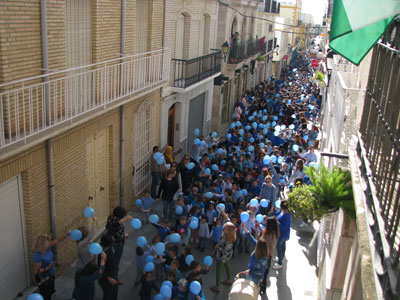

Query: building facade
left=160, top=0, right=221, bottom=154
left=211, top=0, right=278, bottom=133
left=0, top=1, right=169, bottom=298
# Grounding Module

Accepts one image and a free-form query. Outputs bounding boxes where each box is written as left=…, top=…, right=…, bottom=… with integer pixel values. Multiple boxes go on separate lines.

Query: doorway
left=168, top=104, right=175, bottom=147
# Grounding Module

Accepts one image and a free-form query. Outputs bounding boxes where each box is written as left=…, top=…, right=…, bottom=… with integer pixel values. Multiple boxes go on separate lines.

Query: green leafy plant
left=256, top=55, right=265, bottom=61
left=315, top=71, right=325, bottom=81
left=287, top=163, right=356, bottom=223
left=288, top=184, right=327, bottom=223
left=305, top=163, right=355, bottom=220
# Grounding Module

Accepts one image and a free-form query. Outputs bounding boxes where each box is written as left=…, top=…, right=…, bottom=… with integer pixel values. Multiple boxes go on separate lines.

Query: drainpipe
left=120, top=0, right=126, bottom=206
left=41, top=0, right=57, bottom=248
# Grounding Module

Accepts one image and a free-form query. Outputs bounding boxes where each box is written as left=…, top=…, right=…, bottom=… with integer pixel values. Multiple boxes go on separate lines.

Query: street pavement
left=52, top=200, right=318, bottom=300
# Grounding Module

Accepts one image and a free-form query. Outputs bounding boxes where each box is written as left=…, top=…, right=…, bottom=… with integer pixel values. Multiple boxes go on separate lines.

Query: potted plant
left=256, top=55, right=265, bottom=62
left=288, top=163, right=355, bottom=223
left=313, top=71, right=326, bottom=87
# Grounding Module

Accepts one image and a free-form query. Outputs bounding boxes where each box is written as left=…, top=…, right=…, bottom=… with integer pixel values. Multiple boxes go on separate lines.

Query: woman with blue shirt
left=33, top=231, right=70, bottom=300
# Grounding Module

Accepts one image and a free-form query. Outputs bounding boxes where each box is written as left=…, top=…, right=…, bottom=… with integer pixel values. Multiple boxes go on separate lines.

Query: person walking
left=157, top=168, right=180, bottom=219
left=273, top=201, right=291, bottom=270
left=76, top=215, right=97, bottom=267
left=98, top=234, right=118, bottom=300
left=105, top=206, right=132, bottom=280
left=210, top=208, right=237, bottom=293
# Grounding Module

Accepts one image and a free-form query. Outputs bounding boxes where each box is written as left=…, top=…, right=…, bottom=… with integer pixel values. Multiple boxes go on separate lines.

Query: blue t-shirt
left=141, top=196, right=155, bottom=210
left=278, top=211, right=292, bottom=240
left=33, top=249, right=56, bottom=276
left=211, top=225, right=223, bottom=243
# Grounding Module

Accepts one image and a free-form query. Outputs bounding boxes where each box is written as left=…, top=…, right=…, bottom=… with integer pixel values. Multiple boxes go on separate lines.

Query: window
left=134, top=99, right=156, bottom=195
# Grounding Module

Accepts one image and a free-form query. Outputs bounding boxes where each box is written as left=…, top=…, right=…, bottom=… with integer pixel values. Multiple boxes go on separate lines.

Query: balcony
left=246, top=39, right=260, bottom=58
left=228, top=42, right=246, bottom=64
left=0, top=49, right=170, bottom=150
left=267, top=39, right=273, bottom=52
left=172, top=50, right=222, bottom=89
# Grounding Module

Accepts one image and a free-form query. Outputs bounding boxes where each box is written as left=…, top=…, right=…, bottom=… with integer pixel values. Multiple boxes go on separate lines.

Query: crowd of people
left=31, top=51, right=321, bottom=300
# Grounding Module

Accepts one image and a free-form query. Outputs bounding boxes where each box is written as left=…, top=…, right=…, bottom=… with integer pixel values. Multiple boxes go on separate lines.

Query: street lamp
left=222, top=41, right=230, bottom=62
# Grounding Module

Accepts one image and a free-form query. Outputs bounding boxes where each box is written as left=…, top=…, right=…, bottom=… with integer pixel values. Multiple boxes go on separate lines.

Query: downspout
left=120, top=0, right=126, bottom=206
left=41, top=0, right=57, bottom=250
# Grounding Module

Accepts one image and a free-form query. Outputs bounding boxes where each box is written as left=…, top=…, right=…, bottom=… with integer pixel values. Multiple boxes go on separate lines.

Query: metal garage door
left=187, top=93, right=205, bottom=149
left=0, top=176, right=29, bottom=299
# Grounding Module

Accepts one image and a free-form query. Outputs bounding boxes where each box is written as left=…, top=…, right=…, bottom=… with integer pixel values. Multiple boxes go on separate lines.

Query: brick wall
left=0, top=0, right=42, bottom=84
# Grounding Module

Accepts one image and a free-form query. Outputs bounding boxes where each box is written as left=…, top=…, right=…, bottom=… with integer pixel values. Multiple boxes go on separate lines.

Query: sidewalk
left=51, top=199, right=318, bottom=300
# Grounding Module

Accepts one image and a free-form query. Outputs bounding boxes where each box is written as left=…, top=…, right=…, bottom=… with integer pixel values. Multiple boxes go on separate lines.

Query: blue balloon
left=259, top=143, right=265, bottom=148
left=27, top=294, right=44, bottom=300
left=303, top=135, right=309, bottom=141
left=137, top=236, right=147, bottom=248
left=204, top=168, right=211, bottom=175
left=200, top=141, right=206, bottom=147
left=83, top=207, right=94, bottom=218
left=291, top=114, right=296, bottom=119
left=190, top=280, right=202, bottom=295
left=194, top=138, right=200, bottom=145
left=135, top=199, right=142, bottom=206
left=144, top=262, right=154, bottom=272
left=89, top=243, right=103, bottom=255
left=236, top=191, right=243, bottom=199
left=216, top=203, right=225, bottom=212
left=249, top=116, right=254, bottom=121
left=157, top=156, right=165, bottom=165
left=217, top=148, right=223, bottom=155
left=275, top=200, right=282, bottom=209
left=245, top=125, right=251, bottom=131
left=146, top=255, right=154, bottom=263
left=249, top=137, right=254, bottom=143
left=292, top=144, right=299, bottom=152
left=155, top=242, right=166, bottom=255
left=203, top=255, right=213, bottom=266
left=274, top=131, right=280, bottom=136
left=169, top=233, right=181, bottom=243
left=162, top=280, right=173, bottom=289
left=175, top=205, right=183, bottom=215
left=185, top=254, right=194, bottom=266
left=220, top=160, right=226, bottom=166
left=289, top=124, right=295, bottom=129
left=278, top=156, right=284, bottom=164
left=262, top=115, right=267, bottom=121
left=252, top=122, right=257, bottom=129
left=194, top=128, right=200, bottom=136
left=235, top=121, right=242, bottom=127
left=260, top=199, right=269, bottom=208
left=131, top=218, right=142, bottom=229
left=160, top=285, right=172, bottom=298
left=230, top=123, right=235, bottom=129
left=266, top=122, right=271, bottom=127
left=242, top=189, right=248, bottom=196
left=271, top=155, right=277, bottom=163
left=211, top=164, right=219, bottom=171
left=189, top=220, right=198, bottom=229
left=211, top=132, right=217, bottom=138
left=263, top=128, right=268, bottom=135
left=263, top=156, right=271, bottom=165
left=256, top=214, right=264, bottom=223
left=153, top=152, right=163, bottom=160
left=239, top=129, right=244, bottom=136
left=226, top=134, right=232, bottom=139
left=187, top=162, right=195, bottom=170
left=149, top=214, right=159, bottom=224
left=280, top=125, right=286, bottom=130
left=204, top=192, right=213, bottom=198
left=250, top=198, right=259, bottom=207
left=154, top=294, right=163, bottom=300
left=70, top=229, right=82, bottom=241
left=240, top=212, right=249, bottom=223
left=248, top=146, right=254, bottom=152
left=273, top=116, right=278, bottom=121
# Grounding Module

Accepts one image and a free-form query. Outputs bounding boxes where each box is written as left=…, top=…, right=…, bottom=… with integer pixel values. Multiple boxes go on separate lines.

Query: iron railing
left=264, top=0, right=271, bottom=12
left=172, top=50, right=222, bottom=89
left=246, top=39, right=260, bottom=58
left=267, top=39, right=273, bottom=52
left=0, top=49, right=171, bottom=149
left=357, top=42, right=400, bottom=299
left=228, top=42, right=246, bottom=64
left=260, top=42, right=267, bottom=56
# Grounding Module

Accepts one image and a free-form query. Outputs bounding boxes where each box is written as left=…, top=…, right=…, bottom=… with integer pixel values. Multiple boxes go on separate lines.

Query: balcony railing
left=267, top=39, right=273, bottom=52
left=246, top=39, right=260, bottom=58
left=0, top=48, right=170, bottom=149
left=228, top=42, right=246, bottom=64
left=172, top=50, right=222, bottom=89
left=260, top=42, right=267, bottom=55
left=357, top=42, right=400, bottom=299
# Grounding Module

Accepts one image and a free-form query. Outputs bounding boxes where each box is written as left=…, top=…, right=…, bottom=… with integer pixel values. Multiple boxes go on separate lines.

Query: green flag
left=329, top=0, right=400, bottom=65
